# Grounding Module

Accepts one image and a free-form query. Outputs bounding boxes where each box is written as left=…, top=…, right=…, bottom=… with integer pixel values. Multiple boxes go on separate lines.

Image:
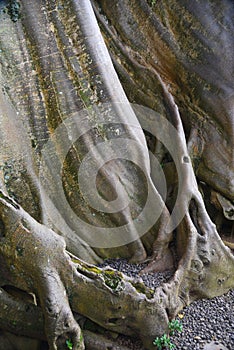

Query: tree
left=0, top=0, right=233, bottom=349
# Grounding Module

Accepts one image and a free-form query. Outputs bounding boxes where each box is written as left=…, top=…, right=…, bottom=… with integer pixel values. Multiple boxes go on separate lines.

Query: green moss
left=74, top=259, right=124, bottom=292
left=6, top=0, right=21, bottom=22
left=79, top=89, right=91, bottom=106
left=102, top=269, right=124, bottom=292
left=73, top=261, right=102, bottom=275
left=132, top=281, right=154, bottom=299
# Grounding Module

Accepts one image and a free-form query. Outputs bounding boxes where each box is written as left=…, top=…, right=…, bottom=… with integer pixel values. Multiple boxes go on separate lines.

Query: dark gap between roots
left=189, top=199, right=204, bottom=236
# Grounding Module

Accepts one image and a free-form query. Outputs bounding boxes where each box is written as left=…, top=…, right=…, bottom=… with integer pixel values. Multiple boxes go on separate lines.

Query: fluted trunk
left=0, top=0, right=233, bottom=349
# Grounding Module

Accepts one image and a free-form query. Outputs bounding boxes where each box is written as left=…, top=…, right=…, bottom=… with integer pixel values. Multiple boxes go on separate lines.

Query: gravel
left=99, top=258, right=234, bottom=350
left=169, top=289, right=234, bottom=350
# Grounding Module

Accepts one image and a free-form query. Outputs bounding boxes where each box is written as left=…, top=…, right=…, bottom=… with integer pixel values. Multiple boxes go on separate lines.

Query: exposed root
left=0, top=191, right=84, bottom=350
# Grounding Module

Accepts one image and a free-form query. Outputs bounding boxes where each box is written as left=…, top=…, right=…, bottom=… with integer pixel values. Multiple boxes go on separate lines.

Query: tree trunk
left=0, top=0, right=233, bottom=349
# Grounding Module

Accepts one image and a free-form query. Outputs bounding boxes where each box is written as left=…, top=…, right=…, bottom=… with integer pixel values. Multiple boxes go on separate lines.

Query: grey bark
left=0, top=0, right=233, bottom=349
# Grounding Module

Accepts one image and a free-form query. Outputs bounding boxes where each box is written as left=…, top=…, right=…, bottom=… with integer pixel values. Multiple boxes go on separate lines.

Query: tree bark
left=0, top=0, right=233, bottom=349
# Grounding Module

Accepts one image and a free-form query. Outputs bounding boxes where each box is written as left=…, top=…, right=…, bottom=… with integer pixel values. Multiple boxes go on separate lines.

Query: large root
left=0, top=189, right=233, bottom=350
left=0, top=191, right=84, bottom=350
left=0, top=191, right=170, bottom=349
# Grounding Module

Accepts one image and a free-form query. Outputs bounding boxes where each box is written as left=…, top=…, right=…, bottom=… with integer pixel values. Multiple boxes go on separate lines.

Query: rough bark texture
left=0, top=0, right=233, bottom=349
